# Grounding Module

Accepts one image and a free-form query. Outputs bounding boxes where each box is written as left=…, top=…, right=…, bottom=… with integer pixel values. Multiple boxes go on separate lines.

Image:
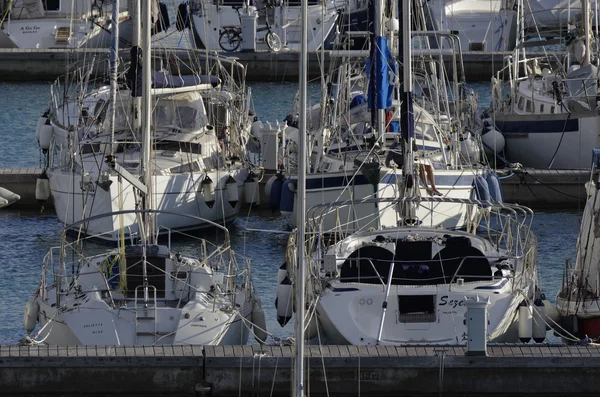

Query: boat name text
left=439, top=296, right=464, bottom=308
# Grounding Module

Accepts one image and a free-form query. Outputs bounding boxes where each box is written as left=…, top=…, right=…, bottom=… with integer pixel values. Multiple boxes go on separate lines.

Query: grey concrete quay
left=0, top=344, right=598, bottom=396
left=0, top=48, right=533, bottom=82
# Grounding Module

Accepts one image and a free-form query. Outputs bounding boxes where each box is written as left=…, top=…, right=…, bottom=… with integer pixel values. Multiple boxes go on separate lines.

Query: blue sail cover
left=367, top=36, right=396, bottom=110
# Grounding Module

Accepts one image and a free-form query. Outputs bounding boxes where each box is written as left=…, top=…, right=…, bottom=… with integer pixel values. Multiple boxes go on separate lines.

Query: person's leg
left=418, top=163, right=429, bottom=191
left=424, top=164, right=442, bottom=195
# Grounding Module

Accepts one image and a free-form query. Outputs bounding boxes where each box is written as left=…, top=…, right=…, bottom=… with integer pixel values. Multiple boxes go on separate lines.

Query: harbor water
left=0, top=79, right=584, bottom=346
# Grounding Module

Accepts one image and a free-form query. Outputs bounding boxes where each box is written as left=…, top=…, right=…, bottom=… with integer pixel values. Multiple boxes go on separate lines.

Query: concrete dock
left=0, top=168, right=52, bottom=210
left=1, top=343, right=599, bottom=396
left=0, top=48, right=525, bottom=82
left=498, top=168, right=591, bottom=210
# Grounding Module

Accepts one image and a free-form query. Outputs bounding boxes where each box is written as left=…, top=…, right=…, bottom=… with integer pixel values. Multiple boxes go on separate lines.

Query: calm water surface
left=0, top=79, right=582, bottom=346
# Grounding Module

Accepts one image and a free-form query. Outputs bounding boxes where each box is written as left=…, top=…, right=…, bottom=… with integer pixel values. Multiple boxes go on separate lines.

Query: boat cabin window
left=338, top=237, right=492, bottom=286
left=540, top=104, right=544, bottom=113
left=517, top=96, right=524, bottom=110
left=154, top=101, right=206, bottom=131
left=525, top=100, right=532, bottom=112
left=173, top=106, right=199, bottom=129
left=551, top=105, right=555, bottom=113
left=169, top=160, right=202, bottom=174
left=153, top=104, right=172, bottom=127
left=93, top=100, right=108, bottom=124
left=286, top=0, right=320, bottom=5
left=44, top=0, right=61, bottom=11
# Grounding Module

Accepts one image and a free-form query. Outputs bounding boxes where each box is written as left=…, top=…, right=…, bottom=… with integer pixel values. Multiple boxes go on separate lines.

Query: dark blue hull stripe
left=291, top=175, right=371, bottom=189
left=496, top=119, right=579, bottom=134
left=380, top=173, right=475, bottom=186
left=290, top=173, right=475, bottom=189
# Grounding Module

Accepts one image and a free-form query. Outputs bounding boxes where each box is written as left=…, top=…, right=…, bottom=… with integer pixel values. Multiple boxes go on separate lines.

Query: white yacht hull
left=49, top=170, right=243, bottom=241
left=316, top=282, right=524, bottom=345
left=35, top=293, right=253, bottom=345
left=497, top=112, right=600, bottom=169
left=0, top=18, right=133, bottom=49
left=285, top=168, right=481, bottom=232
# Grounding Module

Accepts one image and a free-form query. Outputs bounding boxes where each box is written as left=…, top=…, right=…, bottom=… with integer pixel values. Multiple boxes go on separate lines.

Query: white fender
left=35, top=112, right=49, bottom=144
left=250, top=120, right=264, bottom=140
left=585, top=181, right=597, bottom=197
left=38, top=119, right=54, bottom=151
left=532, top=300, right=547, bottom=343
left=225, top=176, right=239, bottom=207
left=23, top=297, right=39, bottom=334
left=277, top=263, right=287, bottom=285
left=460, top=134, right=480, bottom=164
left=35, top=172, right=50, bottom=202
left=542, top=299, right=559, bottom=327
left=482, top=128, right=505, bottom=155
left=276, top=277, right=293, bottom=327
left=264, top=175, right=277, bottom=197
left=244, top=175, right=260, bottom=206
left=518, top=303, right=533, bottom=343
left=200, top=175, right=215, bottom=208
left=252, top=297, right=268, bottom=344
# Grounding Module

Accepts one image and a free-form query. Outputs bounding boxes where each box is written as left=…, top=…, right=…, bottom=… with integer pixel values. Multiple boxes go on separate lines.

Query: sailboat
left=35, top=2, right=256, bottom=243
left=0, top=0, right=136, bottom=49
left=556, top=148, right=600, bottom=340
left=22, top=0, right=265, bottom=346
left=491, top=0, right=600, bottom=169
left=277, top=0, right=541, bottom=346
left=262, top=0, right=492, bottom=234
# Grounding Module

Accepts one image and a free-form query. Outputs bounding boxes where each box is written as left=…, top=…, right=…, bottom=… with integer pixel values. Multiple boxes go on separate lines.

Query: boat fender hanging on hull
left=482, top=128, right=505, bottom=155
left=244, top=173, right=260, bottom=206
left=474, top=175, right=491, bottom=207
left=37, top=119, right=54, bottom=152
left=252, top=297, right=268, bottom=344
left=268, top=173, right=284, bottom=211
left=280, top=179, right=296, bottom=216
left=275, top=276, right=293, bottom=327
left=35, top=170, right=50, bottom=203
left=486, top=172, right=503, bottom=203
left=225, top=176, right=239, bottom=208
left=35, top=110, right=49, bottom=148
left=518, top=301, right=533, bottom=343
left=532, top=298, right=547, bottom=343
left=23, top=297, right=39, bottom=334
left=200, top=175, right=216, bottom=208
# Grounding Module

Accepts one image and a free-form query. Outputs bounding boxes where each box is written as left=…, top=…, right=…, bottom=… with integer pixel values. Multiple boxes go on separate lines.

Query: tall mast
left=141, top=0, right=153, bottom=241
left=374, top=0, right=385, bottom=136
left=399, top=0, right=416, bottom=224
left=132, top=0, right=142, bottom=136
left=108, top=0, right=119, bottom=154
left=294, top=0, right=308, bottom=393
left=583, top=0, right=591, bottom=65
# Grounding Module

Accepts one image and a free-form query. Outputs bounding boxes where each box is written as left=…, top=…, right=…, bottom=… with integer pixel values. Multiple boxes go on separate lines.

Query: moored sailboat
left=556, top=148, right=600, bottom=340
left=23, top=0, right=265, bottom=346
left=277, top=0, right=542, bottom=346
left=35, top=2, right=256, bottom=242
